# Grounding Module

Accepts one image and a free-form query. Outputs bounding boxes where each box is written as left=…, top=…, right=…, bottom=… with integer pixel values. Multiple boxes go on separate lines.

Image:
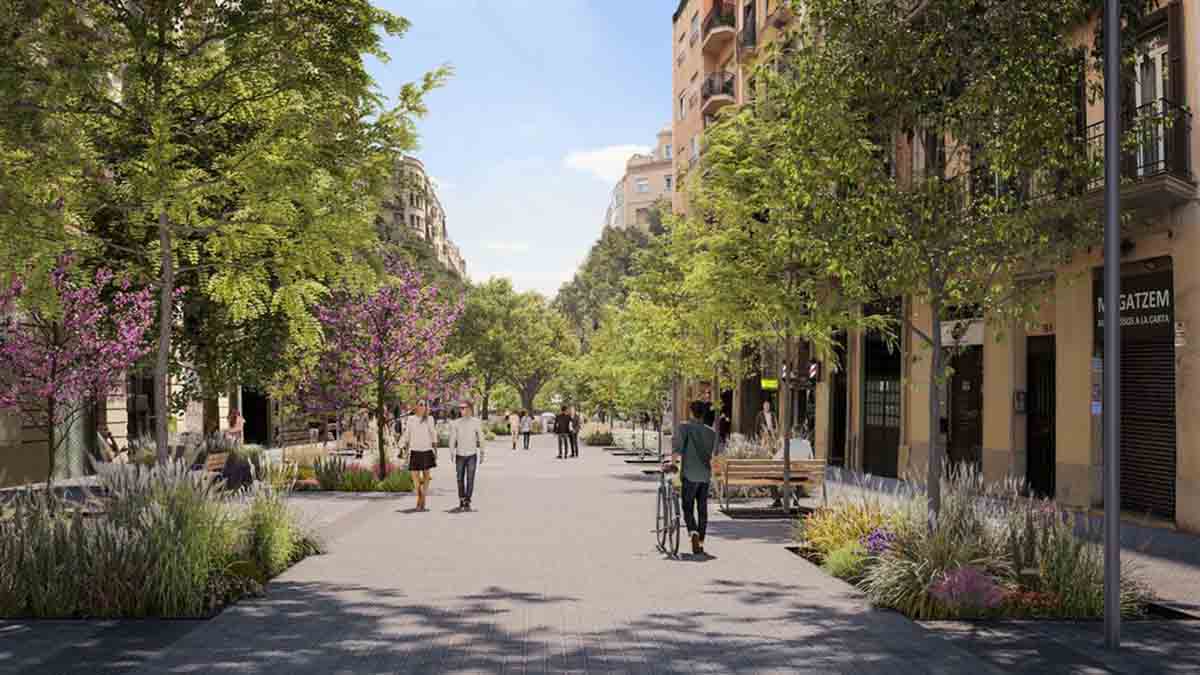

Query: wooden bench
left=204, top=452, right=229, bottom=480
left=714, top=458, right=827, bottom=512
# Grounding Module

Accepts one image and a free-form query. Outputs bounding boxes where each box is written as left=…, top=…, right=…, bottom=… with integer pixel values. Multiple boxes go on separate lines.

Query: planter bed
left=788, top=465, right=1157, bottom=622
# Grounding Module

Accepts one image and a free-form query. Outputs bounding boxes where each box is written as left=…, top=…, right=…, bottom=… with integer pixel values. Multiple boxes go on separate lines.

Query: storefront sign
left=1093, top=264, right=1174, bottom=346
left=940, top=319, right=984, bottom=346
left=760, top=378, right=779, bottom=391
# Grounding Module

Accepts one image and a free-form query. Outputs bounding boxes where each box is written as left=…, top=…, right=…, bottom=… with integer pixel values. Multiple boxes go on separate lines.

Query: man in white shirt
left=450, top=402, right=485, bottom=511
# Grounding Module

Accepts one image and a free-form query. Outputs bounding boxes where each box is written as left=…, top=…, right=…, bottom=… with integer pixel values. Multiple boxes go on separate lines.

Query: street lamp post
left=1102, top=0, right=1122, bottom=650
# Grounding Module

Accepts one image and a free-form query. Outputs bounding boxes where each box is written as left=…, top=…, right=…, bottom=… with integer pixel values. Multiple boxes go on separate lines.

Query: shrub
left=822, top=542, right=868, bottom=581
left=0, top=462, right=317, bottom=619
left=313, top=456, right=349, bottom=491
left=246, top=489, right=298, bottom=579
left=929, top=566, right=1005, bottom=618
left=1033, top=515, right=1149, bottom=618
left=380, top=470, right=414, bottom=493
left=296, top=465, right=317, bottom=482
left=339, top=469, right=379, bottom=492
left=862, top=527, right=896, bottom=556
left=797, top=499, right=892, bottom=558
left=584, top=431, right=614, bottom=446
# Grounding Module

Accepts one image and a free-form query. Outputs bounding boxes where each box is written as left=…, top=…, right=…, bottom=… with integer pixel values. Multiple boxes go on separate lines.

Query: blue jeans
left=455, top=454, right=477, bottom=503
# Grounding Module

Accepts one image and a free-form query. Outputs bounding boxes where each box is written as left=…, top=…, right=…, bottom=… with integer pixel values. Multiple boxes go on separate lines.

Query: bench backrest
left=205, top=452, right=229, bottom=473
left=719, top=458, right=826, bottom=479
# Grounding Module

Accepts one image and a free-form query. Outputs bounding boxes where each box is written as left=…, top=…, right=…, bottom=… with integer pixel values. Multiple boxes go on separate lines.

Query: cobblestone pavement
left=5, top=433, right=1191, bottom=674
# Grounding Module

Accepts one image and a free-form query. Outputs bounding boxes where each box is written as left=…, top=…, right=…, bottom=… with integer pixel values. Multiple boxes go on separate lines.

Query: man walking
left=554, top=406, right=572, bottom=459
left=450, top=402, right=484, bottom=511
left=568, top=405, right=581, bottom=458
left=672, top=400, right=716, bottom=555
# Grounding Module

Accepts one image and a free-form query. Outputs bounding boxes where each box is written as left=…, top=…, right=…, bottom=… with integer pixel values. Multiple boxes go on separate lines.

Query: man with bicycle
left=671, top=400, right=717, bottom=555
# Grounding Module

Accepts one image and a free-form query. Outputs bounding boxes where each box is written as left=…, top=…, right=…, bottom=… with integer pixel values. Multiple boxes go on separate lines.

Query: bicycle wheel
left=667, top=485, right=681, bottom=556
left=655, top=483, right=669, bottom=552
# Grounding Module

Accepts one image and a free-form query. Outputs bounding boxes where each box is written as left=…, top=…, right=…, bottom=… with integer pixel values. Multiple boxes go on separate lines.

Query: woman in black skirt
left=401, top=401, right=439, bottom=511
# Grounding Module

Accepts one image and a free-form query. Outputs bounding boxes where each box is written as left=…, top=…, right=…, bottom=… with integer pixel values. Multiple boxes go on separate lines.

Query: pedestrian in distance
left=568, top=405, right=581, bottom=458
left=671, top=400, right=717, bottom=556
left=402, top=401, right=439, bottom=512
left=554, top=406, right=573, bottom=459
left=507, top=409, right=520, bottom=450
left=520, top=410, right=532, bottom=449
left=450, top=402, right=484, bottom=511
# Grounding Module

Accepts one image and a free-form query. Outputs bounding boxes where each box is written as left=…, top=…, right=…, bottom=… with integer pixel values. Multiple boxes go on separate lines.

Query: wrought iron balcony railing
left=703, top=3, right=736, bottom=39
left=1085, top=98, right=1193, bottom=191
left=701, top=71, right=736, bottom=102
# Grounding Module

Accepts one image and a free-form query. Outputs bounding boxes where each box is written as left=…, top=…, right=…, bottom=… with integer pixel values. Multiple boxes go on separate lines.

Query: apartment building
left=797, top=1, right=1200, bottom=533
left=605, top=126, right=674, bottom=231
left=671, top=1, right=795, bottom=212
left=379, top=156, right=467, bottom=278
left=670, top=1, right=796, bottom=433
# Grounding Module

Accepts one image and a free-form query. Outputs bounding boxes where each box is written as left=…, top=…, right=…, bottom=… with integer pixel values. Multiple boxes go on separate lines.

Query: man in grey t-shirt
left=672, top=400, right=716, bottom=555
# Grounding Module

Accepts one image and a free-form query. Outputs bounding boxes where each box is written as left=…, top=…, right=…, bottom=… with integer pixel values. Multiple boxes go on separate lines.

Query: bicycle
left=655, top=461, right=681, bottom=556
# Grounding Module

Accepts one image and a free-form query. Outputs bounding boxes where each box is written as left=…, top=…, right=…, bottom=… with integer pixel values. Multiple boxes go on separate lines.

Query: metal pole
left=1102, top=0, right=1122, bottom=650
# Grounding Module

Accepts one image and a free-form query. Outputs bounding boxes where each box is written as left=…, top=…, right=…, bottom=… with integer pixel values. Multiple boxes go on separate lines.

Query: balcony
left=701, top=71, right=736, bottom=116
left=1085, top=99, right=1194, bottom=213
left=739, top=21, right=758, bottom=52
left=702, top=3, right=736, bottom=55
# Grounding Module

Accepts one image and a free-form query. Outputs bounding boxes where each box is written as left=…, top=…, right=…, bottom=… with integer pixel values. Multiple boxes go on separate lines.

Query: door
left=830, top=333, right=848, bottom=467
left=1134, top=34, right=1169, bottom=176
left=948, top=346, right=983, bottom=468
left=863, top=333, right=900, bottom=478
left=1026, top=336, right=1056, bottom=498
left=242, top=390, right=270, bottom=446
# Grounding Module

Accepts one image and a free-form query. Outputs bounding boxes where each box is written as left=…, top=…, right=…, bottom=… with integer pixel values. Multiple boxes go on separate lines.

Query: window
left=690, top=12, right=700, bottom=43
left=690, top=136, right=700, bottom=158
left=635, top=177, right=650, bottom=193
left=665, top=175, right=673, bottom=191
left=665, top=144, right=673, bottom=160
left=679, top=92, right=688, bottom=120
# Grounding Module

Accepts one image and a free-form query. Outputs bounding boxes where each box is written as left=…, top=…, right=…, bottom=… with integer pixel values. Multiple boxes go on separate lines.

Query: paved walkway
left=4, top=433, right=1196, bottom=674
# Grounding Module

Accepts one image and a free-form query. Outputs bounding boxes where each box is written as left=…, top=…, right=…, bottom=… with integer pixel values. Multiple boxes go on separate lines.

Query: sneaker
left=690, top=532, right=701, bottom=555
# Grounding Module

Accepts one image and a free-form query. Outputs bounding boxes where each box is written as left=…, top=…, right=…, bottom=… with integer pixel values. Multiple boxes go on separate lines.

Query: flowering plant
left=861, top=527, right=896, bottom=556
left=930, top=566, right=1005, bottom=614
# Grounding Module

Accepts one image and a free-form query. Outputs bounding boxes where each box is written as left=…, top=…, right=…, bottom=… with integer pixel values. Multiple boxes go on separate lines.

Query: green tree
left=503, top=292, right=574, bottom=414
left=722, top=0, right=1097, bottom=517
left=554, top=224, right=652, bottom=346
left=1, top=2, right=447, bottom=457
left=451, top=278, right=524, bottom=418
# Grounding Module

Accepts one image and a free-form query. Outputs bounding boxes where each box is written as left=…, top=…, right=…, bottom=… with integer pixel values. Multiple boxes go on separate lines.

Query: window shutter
left=1167, top=0, right=1187, bottom=176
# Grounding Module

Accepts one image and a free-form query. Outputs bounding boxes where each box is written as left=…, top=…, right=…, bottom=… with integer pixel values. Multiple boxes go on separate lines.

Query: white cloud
left=484, top=241, right=531, bottom=253
left=563, top=144, right=650, bottom=183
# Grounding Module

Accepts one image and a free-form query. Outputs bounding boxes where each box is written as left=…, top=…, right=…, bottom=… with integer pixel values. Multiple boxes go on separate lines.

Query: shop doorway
left=830, top=332, right=848, bottom=467
left=948, top=346, right=983, bottom=468
left=1095, top=259, right=1176, bottom=520
left=242, top=389, right=271, bottom=446
left=862, top=322, right=901, bottom=477
left=1026, top=336, right=1056, bottom=498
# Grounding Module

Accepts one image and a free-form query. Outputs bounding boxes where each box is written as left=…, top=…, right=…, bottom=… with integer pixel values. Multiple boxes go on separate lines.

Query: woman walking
left=520, top=410, right=532, bottom=449
left=402, top=401, right=439, bottom=511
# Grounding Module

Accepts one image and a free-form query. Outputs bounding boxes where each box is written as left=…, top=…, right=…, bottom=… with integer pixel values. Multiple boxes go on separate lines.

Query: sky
left=368, top=1, right=675, bottom=297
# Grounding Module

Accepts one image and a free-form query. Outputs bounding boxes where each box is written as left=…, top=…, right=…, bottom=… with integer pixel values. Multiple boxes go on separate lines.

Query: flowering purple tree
left=298, top=262, right=462, bottom=477
left=0, top=262, right=155, bottom=485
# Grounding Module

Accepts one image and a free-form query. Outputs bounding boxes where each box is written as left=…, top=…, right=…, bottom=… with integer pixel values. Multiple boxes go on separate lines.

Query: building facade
left=670, top=0, right=796, bottom=433
left=606, top=127, right=674, bottom=231
left=797, top=1, right=1200, bottom=533
left=379, top=156, right=467, bottom=278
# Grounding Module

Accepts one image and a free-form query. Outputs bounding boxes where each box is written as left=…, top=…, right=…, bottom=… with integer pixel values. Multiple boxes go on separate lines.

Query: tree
left=0, top=260, right=154, bottom=484
left=1, top=1, right=446, bottom=459
left=503, top=293, right=574, bottom=414
left=451, top=278, right=523, bottom=418
left=297, top=261, right=461, bottom=477
left=737, top=0, right=1097, bottom=518
left=554, top=225, right=652, bottom=346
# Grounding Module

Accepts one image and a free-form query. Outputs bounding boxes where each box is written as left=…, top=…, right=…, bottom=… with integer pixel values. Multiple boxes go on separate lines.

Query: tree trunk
left=519, top=386, right=536, bottom=415
left=377, top=371, right=388, bottom=479
left=927, top=293, right=944, bottom=527
left=202, top=395, right=219, bottom=436
left=481, top=387, right=491, bottom=420
left=154, top=213, right=174, bottom=462
left=46, top=398, right=56, bottom=487
left=781, top=336, right=793, bottom=512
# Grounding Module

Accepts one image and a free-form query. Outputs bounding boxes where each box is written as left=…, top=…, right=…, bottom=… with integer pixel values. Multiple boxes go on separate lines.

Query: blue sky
left=368, top=1, right=674, bottom=297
